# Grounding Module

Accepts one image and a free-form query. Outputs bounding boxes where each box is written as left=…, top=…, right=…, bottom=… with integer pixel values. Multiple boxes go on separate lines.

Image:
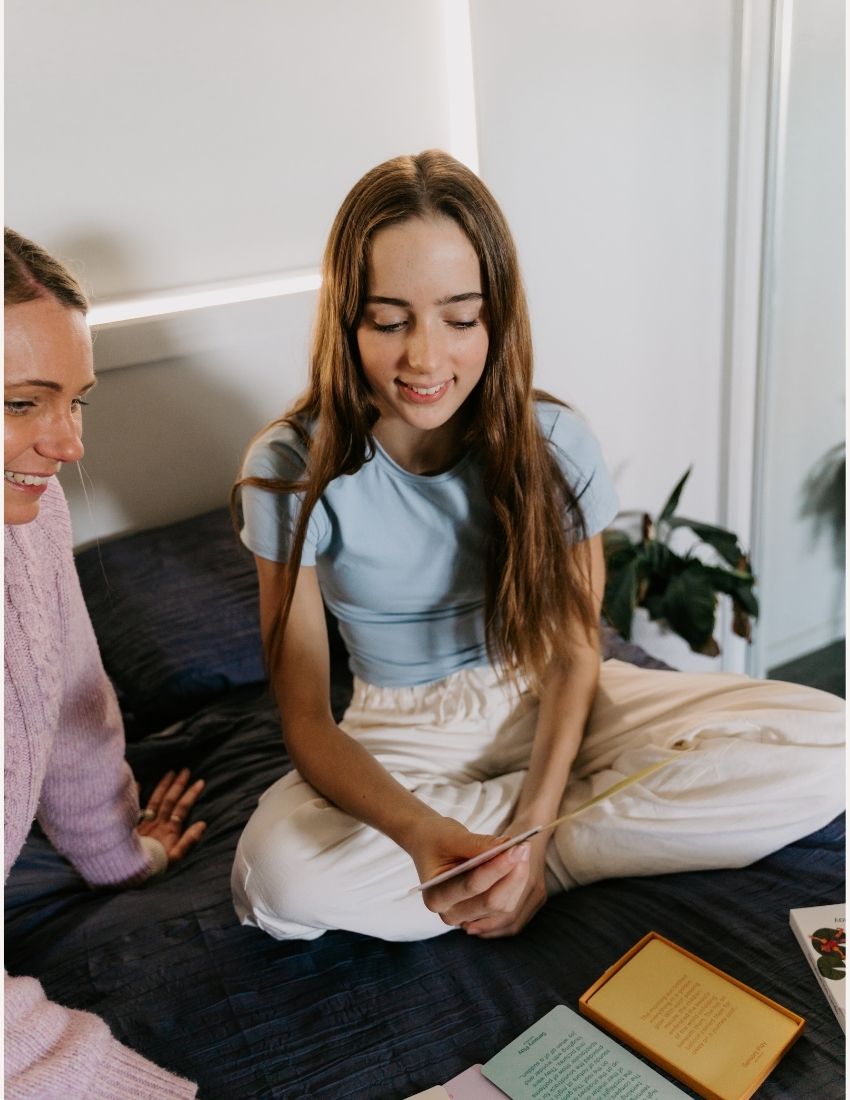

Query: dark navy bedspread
left=6, top=682, right=845, bottom=1099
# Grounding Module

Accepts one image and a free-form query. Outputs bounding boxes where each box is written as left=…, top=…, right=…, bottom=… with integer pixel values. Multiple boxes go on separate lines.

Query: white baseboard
left=764, top=621, right=846, bottom=671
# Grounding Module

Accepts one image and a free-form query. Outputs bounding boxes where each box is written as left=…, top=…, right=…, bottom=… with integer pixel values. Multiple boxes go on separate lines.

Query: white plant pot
left=629, top=607, right=723, bottom=673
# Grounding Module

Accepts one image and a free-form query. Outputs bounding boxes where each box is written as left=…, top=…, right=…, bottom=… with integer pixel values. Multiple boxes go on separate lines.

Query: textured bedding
left=5, top=509, right=845, bottom=1099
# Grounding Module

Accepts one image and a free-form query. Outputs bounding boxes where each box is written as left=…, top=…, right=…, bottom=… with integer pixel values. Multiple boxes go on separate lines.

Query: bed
left=5, top=506, right=845, bottom=1099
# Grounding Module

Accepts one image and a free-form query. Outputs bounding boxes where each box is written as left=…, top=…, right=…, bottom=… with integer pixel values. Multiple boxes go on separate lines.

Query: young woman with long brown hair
left=231, top=151, right=843, bottom=943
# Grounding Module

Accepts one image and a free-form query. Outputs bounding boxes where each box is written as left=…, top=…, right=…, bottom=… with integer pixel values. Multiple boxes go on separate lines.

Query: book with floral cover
left=789, top=904, right=845, bottom=1032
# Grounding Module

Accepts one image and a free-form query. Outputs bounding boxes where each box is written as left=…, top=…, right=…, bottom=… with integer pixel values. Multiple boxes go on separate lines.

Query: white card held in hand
left=411, top=826, right=542, bottom=894
left=410, top=755, right=680, bottom=895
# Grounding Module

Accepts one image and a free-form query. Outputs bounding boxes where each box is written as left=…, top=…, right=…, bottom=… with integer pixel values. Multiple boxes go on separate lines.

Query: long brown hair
left=235, top=150, right=594, bottom=693
left=4, top=228, right=88, bottom=311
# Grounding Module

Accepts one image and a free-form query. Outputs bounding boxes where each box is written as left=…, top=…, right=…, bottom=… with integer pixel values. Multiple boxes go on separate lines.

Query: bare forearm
left=283, top=715, right=441, bottom=850
left=511, top=642, right=601, bottom=828
left=262, top=561, right=442, bottom=853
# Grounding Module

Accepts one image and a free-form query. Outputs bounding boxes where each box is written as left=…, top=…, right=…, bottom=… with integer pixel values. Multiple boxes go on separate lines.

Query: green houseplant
left=602, top=468, right=759, bottom=657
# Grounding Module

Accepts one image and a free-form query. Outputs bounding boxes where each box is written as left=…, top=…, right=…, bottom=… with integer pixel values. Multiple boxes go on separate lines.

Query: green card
left=482, top=1005, right=688, bottom=1100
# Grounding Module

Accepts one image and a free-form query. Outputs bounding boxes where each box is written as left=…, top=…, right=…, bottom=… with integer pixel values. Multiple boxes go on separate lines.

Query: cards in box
left=579, top=932, right=804, bottom=1100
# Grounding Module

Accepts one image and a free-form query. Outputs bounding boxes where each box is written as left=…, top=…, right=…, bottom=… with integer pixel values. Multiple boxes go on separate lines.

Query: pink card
left=444, top=1064, right=508, bottom=1099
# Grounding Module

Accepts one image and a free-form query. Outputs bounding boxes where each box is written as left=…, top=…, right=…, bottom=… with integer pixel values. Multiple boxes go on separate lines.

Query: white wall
left=470, top=0, right=844, bottom=673
left=6, top=1, right=844, bottom=668
left=6, top=0, right=451, bottom=297
left=755, top=0, right=845, bottom=669
left=471, top=0, right=740, bottom=671
left=67, top=293, right=318, bottom=543
left=6, top=0, right=460, bottom=545
left=471, top=0, right=734, bottom=527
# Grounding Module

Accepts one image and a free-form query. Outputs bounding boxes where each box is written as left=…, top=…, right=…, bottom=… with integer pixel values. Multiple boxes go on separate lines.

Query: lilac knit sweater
left=4, top=480, right=197, bottom=1099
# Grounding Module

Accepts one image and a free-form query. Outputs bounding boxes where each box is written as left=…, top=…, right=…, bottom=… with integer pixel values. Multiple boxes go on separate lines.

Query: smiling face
left=4, top=295, right=95, bottom=524
left=356, top=215, right=489, bottom=473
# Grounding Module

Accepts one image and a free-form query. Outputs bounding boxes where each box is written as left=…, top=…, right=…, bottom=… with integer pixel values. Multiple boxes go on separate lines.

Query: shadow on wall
left=801, top=441, right=846, bottom=569
left=53, top=230, right=262, bottom=544
left=55, top=228, right=140, bottom=303
left=61, top=353, right=267, bottom=550
left=53, top=233, right=315, bottom=547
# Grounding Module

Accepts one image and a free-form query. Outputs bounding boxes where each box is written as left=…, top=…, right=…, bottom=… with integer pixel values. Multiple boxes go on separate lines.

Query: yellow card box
left=579, top=932, right=804, bottom=1100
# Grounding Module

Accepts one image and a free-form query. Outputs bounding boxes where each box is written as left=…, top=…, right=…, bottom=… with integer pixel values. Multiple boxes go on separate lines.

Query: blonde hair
left=4, top=228, right=88, bottom=312
left=236, top=151, right=594, bottom=693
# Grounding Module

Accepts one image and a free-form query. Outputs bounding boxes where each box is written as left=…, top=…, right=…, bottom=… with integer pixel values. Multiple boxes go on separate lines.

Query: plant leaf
left=698, top=564, right=760, bottom=617
left=602, top=555, right=638, bottom=639
left=602, top=528, right=634, bottom=558
left=643, top=594, right=667, bottom=622
left=657, top=565, right=718, bottom=653
left=604, top=543, right=639, bottom=577
left=657, top=467, right=692, bottom=526
left=666, top=516, right=745, bottom=567
left=643, top=540, right=685, bottom=578
left=732, top=601, right=753, bottom=642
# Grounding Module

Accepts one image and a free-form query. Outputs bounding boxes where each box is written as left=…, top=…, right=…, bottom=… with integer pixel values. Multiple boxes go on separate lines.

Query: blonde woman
left=5, top=229, right=204, bottom=1099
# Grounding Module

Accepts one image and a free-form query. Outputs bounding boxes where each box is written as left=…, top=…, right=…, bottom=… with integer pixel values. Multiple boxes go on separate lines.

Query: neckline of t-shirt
left=372, top=437, right=475, bottom=483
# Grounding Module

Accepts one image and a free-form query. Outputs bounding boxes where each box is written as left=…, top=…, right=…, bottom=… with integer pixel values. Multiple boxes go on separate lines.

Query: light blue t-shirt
left=240, top=403, right=619, bottom=687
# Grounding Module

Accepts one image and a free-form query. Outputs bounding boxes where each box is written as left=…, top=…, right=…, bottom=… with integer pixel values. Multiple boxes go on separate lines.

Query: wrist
left=137, top=835, right=168, bottom=879
left=391, top=802, right=445, bottom=855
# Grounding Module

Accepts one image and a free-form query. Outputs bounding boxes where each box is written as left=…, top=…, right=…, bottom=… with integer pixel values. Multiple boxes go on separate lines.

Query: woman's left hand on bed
left=460, top=831, right=549, bottom=939
left=136, top=767, right=207, bottom=865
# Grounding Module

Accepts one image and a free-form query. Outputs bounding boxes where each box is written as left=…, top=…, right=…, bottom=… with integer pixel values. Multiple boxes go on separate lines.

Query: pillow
left=76, top=507, right=266, bottom=736
left=599, top=621, right=673, bottom=671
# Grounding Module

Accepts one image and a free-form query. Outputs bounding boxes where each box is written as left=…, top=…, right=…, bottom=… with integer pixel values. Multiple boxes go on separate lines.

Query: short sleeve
left=536, top=403, right=620, bottom=538
left=238, top=424, right=331, bottom=565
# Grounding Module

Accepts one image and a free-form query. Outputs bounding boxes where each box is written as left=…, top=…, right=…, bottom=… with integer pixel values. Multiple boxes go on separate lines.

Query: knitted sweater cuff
left=73, top=832, right=150, bottom=888
left=89, top=1044, right=197, bottom=1100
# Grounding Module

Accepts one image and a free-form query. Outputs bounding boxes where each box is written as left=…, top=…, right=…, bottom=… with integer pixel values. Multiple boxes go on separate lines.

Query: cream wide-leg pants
left=231, top=659, right=845, bottom=942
